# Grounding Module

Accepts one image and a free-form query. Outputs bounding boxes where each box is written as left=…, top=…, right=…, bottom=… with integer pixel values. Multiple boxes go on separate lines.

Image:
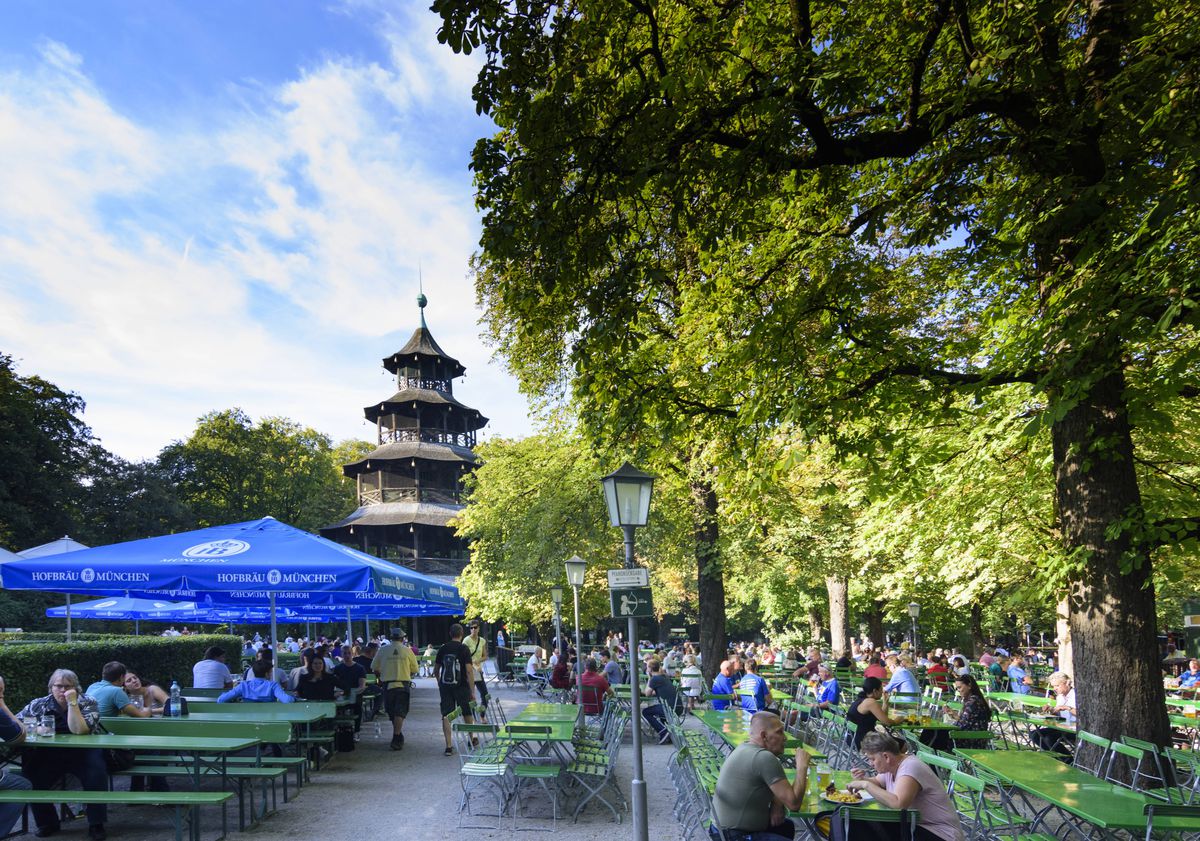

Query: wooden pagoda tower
left=320, top=293, right=486, bottom=580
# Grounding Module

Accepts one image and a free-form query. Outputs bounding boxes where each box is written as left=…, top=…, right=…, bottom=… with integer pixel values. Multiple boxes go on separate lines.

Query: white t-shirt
left=526, top=655, right=541, bottom=676
left=192, top=658, right=233, bottom=689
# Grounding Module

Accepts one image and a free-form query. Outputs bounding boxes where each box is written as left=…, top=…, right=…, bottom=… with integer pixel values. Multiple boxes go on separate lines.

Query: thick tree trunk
left=970, top=603, right=986, bottom=659
left=807, top=606, right=823, bottom=647
left=1055, top=595, right=1073, bottom=678
left=1052, top=371, right=1170, bottom=753
left=866, top=601, right=885, bottom=650
left=692, top=479, right=726, bottom=687
left=826, top=576, right=850, bottom=656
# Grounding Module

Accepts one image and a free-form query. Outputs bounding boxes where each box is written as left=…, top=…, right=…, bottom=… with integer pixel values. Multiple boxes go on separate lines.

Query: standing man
left=192, top=646, right=234, bottom=689
left=435, top=623, right=476, bottom=757
left=464, top=621, right=490, bottom=720
left=0, top=674, right=33, bottom=838
left=711, top=712, right=810, bottom=841
left=372, top=634, right=418, bottom=751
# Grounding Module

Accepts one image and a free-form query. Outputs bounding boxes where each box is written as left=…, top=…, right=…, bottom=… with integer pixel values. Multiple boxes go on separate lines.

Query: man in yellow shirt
left=464, top=621, right=490, bottom=720
left=371, top=635, right=419, bottom=750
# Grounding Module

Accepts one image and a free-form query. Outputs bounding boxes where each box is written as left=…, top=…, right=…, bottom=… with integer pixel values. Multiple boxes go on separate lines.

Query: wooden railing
left=380, top=428, right=476, bottom=448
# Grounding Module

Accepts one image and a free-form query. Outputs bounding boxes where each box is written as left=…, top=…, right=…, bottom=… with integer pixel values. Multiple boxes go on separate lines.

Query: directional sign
left=610, top=586, right=654, bottom=618
left=607, top=568, right=649, bottom=589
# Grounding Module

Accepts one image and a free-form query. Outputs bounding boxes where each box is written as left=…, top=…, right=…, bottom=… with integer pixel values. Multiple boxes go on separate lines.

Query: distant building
left=320, top=293, right=486, bottom=587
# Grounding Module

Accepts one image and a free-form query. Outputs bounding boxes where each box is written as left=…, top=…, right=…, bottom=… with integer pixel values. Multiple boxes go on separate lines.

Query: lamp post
left=550, top=586, right=564, bottom=670
left=564, top=557, right=586, bottom=704
left=601, top=461, right=655, bottom=841
left=907, top=602, right=921, bottom=653
left=1024, top=623, right=1032, bottom=650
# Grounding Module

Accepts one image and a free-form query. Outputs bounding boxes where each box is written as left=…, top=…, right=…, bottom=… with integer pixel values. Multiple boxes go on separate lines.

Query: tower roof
left=382, top=294, right=466, bottom=379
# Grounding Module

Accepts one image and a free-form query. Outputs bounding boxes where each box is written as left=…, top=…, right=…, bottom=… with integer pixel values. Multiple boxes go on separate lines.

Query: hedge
left=0, top=634, right=241, bottom=709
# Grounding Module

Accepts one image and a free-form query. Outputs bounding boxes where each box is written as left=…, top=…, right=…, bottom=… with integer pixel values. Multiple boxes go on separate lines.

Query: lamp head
left=564, top=555, right=587, bottom=588
left=907, top=602, right=921, bottom=619
left=600, top=462, right=655, bottom=528
left=550, top=586, right=563, bottom=606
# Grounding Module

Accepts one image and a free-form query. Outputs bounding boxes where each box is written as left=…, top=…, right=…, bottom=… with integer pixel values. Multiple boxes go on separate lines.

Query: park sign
left=610, top=586, right=654, bottom=619
left=607, top=567, right=649, bottom=589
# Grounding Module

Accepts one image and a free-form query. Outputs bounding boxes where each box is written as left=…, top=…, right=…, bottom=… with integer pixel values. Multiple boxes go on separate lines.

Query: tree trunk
left=807, top=606, right=823, bottom=648
left=1055, top=595, right=1073, bottom=678
left=867, top=601, right=885, bottom=650
left=692, top=479, right=726, bottom=687
left=970, top=603, right=986, bottom=659
left=1052, top=370, right=1170, bottom=753
left=826, top=576, right=850, bottom=656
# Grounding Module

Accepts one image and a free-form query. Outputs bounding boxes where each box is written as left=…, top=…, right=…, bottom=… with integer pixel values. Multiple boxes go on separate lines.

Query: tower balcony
left=358, top=487, right=464, bottom=506
left=381, top=427, right=477, bottom=448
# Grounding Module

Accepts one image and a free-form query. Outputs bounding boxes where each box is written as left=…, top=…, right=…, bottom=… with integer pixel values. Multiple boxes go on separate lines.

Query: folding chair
left=452, top=721, right=512, bottom=828
left=1143, top=802, right=1200, bottom=841
left=1072, top=729, right=1112, bottom=777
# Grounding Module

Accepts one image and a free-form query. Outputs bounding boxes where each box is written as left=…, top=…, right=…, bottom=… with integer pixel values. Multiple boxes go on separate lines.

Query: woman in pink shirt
left=845, top=732, right=963, bottom=841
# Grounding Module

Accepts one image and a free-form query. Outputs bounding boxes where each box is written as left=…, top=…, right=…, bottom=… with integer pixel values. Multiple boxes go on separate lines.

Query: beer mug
left=39, top=714, right=55, bottom=738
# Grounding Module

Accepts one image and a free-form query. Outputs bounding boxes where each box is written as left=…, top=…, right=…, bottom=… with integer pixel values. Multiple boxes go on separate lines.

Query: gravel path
left=32, top=677, right=688, bottom=841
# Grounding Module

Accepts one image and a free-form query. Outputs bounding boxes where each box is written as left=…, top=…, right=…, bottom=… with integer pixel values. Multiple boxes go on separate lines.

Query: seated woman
left=844, top=732, right=964, bottom=841
left=548, top=657, right=573, bottom=691
left=17, top=669, right=109, bottom=840
left=922, top=673, right=991, bottom=751
left=295, top=651, right=338, bottom=701
left=846, top=677, right=901, bottom=749
left=123, top=670, right=168, bottom=715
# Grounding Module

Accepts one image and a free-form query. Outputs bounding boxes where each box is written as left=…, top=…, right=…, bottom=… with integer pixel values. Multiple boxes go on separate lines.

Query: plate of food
left=819, top=784, right=872, bottom=804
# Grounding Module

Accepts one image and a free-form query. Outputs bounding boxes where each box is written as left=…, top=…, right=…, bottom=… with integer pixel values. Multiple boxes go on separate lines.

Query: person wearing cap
left=464, top=621, right=490, bottom=719
left=371, top=634, right=419, bottom=751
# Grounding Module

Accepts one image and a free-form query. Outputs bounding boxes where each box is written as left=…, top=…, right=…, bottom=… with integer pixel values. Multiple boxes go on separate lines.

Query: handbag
left=104, top=747, right=137, bottom=773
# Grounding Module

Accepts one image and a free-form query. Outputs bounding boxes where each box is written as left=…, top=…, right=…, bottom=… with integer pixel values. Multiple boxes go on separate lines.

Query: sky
left=0, top=0, right=536, bottom=461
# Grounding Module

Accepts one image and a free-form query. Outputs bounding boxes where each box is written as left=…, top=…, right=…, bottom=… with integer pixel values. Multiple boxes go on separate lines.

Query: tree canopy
left=436, top=0, right=1200, bottom=743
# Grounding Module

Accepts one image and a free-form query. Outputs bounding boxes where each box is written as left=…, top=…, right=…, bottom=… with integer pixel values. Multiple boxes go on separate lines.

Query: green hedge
left=0, top=634, right=241, bottom=709
left=0, top=632, right=127, bottom=642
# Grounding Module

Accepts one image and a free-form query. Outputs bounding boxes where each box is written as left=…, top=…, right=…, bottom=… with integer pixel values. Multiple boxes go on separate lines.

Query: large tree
left=436, top=0, right=1200, bottom=745
left=158, top=409, right=355, bottom=532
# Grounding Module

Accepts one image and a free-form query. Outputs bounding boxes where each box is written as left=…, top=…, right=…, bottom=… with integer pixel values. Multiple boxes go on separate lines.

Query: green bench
left=0, top=789, right=231, bottom=841
left=112, top=764, right=286, bottom=830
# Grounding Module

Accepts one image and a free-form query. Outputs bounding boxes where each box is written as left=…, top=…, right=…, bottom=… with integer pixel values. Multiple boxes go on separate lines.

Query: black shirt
left=332, top=662, right=366, bottom=692
left=436, top=640, right=473, bottom=687
left=297, top=673, right=338, bottom=701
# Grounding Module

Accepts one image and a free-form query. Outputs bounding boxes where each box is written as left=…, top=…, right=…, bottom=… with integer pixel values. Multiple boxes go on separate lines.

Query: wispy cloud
left=0, top=9, right=526, bottom=461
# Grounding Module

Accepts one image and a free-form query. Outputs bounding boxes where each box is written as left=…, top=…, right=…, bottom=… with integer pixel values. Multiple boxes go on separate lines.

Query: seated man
left=1007, top=654, right=1033, bottom=695
left=85, top=661, right=154, bottom=718
left=192, top=645, right=234, bottom=689
left=711, top=712, right=809, bottom=841
left=808, top=663, right=840, bottom=718
left=642, top=659, right=678, bottom=744
left=245, top=648, right=291, bottom=690
left=710, top=660, right=736, bottom=710
left=601, top=650, right=624, bottom=686
left=739, top=660, right=772, bottom=713
left=218, top=660, right=295, bottom=703
left=0, top=674, right=33, bottom=838
left=579, top=659, right=614, bottom=716
left=17, top=669, right=108, bottom=840
left=525, top=649, right=548, bottom=692
left=1179, top=659, right=1200, bottom=690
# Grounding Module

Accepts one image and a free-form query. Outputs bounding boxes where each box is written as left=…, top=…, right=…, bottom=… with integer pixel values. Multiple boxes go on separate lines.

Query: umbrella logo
left=81, top=568, right=95, bottom=584
left=267, top=569, right=283, bottom=585
left=182, top=539, right=251, bottom=558
left=97, top=600, right=118, bottom=608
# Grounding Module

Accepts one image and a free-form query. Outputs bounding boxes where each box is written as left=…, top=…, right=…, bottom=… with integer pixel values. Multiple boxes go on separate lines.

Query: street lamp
left=907, top=602, right=921, bottom=653
left=1024, top=623, right=1032, bottom=649
left=550, top=586, right=563, bottom=666
left=564, top=557, right=587, bottom=705
left=601, top=461, right=655, bottom=841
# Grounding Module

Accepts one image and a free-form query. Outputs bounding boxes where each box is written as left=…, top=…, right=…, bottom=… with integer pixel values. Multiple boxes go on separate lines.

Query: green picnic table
left=958, top=748, right=1200, bottom=835
left=984, top=691, right=1056, bottom=708
left=692, top=709, right=824, bottom=757
left=736, top=687, right=792, bottom=702
left=504, top=701, right=579, bottom=741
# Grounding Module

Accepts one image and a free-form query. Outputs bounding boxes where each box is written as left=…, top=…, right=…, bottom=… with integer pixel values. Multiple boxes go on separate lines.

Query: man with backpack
left=435, top=624, right=477, bottom=756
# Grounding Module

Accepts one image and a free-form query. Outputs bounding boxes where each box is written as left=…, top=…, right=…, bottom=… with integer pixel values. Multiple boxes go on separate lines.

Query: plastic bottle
left=169, top=680, right=182, bottom=717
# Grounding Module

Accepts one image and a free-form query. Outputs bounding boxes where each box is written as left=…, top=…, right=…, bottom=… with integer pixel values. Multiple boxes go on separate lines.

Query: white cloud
left=0, top=10, right=531, bottom=462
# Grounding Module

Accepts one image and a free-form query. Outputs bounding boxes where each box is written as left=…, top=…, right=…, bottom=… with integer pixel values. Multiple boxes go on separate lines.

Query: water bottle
left=169, top=681, right=182, bottom=717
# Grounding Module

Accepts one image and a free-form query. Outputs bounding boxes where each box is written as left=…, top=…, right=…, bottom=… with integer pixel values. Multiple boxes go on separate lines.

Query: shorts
left=384, top=684, right=411, bottom=718
left=439, top=683, right=473, bottom=718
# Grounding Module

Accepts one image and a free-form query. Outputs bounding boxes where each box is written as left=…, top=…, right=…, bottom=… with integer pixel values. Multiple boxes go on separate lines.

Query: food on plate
left=823, top=783, right=862, bottom=803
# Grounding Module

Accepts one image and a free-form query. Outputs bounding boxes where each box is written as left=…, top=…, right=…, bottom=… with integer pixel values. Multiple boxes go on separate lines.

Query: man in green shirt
left=712, top=712, right=809, bottom=840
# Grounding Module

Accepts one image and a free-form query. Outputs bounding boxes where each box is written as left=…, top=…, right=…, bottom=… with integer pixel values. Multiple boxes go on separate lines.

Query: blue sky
left=0, top=0, right=535, bottom=460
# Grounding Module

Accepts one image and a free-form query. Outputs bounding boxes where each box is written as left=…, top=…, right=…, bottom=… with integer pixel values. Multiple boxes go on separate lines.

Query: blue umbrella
left=3, top=517, right=461, bottom=649
left=45, top=596, right=209, bottom=621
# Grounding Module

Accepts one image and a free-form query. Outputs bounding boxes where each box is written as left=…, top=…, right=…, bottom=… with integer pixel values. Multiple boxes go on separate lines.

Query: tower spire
left=417, top=264, right=427, bottom=328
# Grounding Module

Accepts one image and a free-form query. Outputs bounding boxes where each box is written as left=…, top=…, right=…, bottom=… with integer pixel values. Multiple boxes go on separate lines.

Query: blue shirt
left=217, top=679, right=294, bottom=703
left=85, top=680, right=133, bottom=716
left=816, top=677, right=840, bottom=706
left=738, top=673, right=769, bottom=712
left=1007, top=665, right=1030, bottom=694
left=1180, top=670, right=1200, bottom=688
left=711, top=674, right=734, bottom=710
left=884, top=668, right=919, bottom=696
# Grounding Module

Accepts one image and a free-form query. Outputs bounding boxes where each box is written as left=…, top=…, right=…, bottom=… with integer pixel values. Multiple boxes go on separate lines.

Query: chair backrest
left=836, top=805, right=917, bottom=841
left=1143, top=803, right=1200, bottom=841
left=917, top=750, right=961, bottom=780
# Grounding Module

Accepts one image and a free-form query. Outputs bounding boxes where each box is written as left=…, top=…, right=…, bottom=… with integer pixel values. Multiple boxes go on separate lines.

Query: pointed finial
left=417, top=265, right=427, bottom=328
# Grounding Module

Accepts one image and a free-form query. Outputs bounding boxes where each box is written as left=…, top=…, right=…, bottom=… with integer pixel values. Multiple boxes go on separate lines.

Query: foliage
left=157, top=409, right=356, bottom=531
left=0, top=634, right=240, bottom=710
left=453, top=428, right=695, bottom=632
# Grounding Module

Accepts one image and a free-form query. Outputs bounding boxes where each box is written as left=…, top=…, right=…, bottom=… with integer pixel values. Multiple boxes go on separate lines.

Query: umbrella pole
left=270, top=593, right=278, bottom=658
left=135, top=619, right=140, bottom=637
left=345, top=607, right=352, bottom=645
left=66, top=594, right=72, bottom=643
left=365, top=617, right=371, bottom=642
